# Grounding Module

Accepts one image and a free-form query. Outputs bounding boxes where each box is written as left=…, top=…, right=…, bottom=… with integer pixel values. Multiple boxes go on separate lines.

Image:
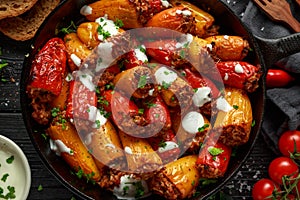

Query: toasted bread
left=0, top=0, right=60, bottom=41
left=0, top=0, right=39, bottom=20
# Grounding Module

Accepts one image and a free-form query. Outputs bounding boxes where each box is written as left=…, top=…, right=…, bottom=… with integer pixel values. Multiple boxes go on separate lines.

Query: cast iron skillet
left=20, top=0, right=300, bottom=199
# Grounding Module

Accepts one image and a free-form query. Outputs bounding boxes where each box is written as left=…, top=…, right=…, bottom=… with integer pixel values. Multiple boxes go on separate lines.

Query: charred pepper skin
left=28, top=37, right=67, bottom=96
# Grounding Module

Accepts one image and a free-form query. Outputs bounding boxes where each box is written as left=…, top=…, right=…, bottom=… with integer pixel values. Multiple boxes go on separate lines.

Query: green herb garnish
left=198, top=124, right=209, bottom=132
left=137, top=75, right=148, bottom=88
left=37, top=184, right=43, bottom=191
left=1, top=174, right=9, bottom=182
left=6, top=156, right=14, bottom=164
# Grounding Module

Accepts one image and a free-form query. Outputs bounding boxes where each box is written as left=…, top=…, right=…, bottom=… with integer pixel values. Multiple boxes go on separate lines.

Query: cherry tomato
left=278, top=130, right=300, bottom=157
left=268, top=157, right=299, bottom=185
left=266, top=69, right=295, bottom=88
left=252, top=178, right=280, bottom=200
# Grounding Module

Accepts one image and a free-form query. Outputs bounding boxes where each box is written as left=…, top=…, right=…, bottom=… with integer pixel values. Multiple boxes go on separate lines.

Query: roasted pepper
left=27, top=37, right=67, bottom=96
left=214, top=61, right=262, bottom=93
left=196, top=140, right=231, bottom=178
left=205, top=35, right=250, bottom=61
left=183, top=67, right=220, bottom=99
left=65, top=80, right=97, bottom=120
left=144, top=94, right=172, bottom=132
left=145, top=6, right=195, bottom=34
left=99, top=90, right=149, bottom=137
left=148, top=129, right=181, bottom=164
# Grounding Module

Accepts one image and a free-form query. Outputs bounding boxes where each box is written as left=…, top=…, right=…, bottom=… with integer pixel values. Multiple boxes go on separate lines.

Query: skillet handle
left=254, top=33, right=300, bottom=68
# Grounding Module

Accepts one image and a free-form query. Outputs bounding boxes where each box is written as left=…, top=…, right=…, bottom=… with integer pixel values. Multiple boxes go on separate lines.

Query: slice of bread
left=0, top=0, right=39, bottom=20
left=0, top=0, right=61, bottom=41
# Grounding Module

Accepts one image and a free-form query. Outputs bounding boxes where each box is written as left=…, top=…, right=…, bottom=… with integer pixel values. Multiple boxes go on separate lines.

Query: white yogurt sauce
left=0, top=150, right=28, bottom=199
left=91, top=109, right=108, bottom=129
left=95, top=15, right=120, bottom=41
left=76, top=70, right=96, bottom=91
left=176, top=9, right=192, bottom=16
left=216, top=96, right=232, bottom=112
left=88, top=105, right=98, bottom=122
left=49, top=139, right=74, bottom=156
left=80, top=5, right=92, bottom=16
left=192, top=87, right=212, bottom=107
left=206, top=43, right=213, bottom=51
left=65, top=73, right=74, bottom=82
left=224, top=73, right=229, bottom=81
left=182, top=111, right=205, bottom=134
left=84, top=132, right=95, bottom=146
left=124, top=146, right=133, bottom=154
left=234, top=63, right=244, bottom=73
left=160, top=0, right=170, bottom=7
left=113, top=175, right=151, bottom=200
left=134, top=46, right=148, bottom=63
left=70, top=53, right=81, bottom=67
left=96, top=41, right=114, bottom=72
left=158, top=141, right=179, bottom=153
left=154, top=66, right=178, bottom=85
left=175, top=33, right=193, bottom=48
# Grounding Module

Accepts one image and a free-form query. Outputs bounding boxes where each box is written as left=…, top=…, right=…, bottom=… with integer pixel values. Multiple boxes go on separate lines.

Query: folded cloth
left=222, top=0, right=300, bottom=153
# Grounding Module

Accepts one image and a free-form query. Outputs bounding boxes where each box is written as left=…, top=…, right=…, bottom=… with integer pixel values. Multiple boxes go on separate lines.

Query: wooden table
left=0, top=0, right=278, bottom=199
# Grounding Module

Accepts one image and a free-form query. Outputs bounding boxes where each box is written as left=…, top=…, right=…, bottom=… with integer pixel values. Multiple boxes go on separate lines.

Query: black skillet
left=20, top=0, right=300, bottom=199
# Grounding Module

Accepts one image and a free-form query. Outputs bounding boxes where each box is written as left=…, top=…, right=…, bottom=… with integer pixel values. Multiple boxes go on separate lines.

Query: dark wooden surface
left=0, top=0, right=279, bottom=199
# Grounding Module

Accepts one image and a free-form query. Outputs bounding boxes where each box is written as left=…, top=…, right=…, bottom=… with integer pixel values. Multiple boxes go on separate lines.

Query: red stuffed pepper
left=99, top=90, right=149, bottom=137
left=144, top=94, right=172, bottom=132
left=27, top=37, right=67, bottom=96
left=214, top=61, right=262, bottom=93
left=66, top=80, right=97, bottom=121
left=148, top=129, right=181, bottom=164
left=196, top=139, right=232, bottom=178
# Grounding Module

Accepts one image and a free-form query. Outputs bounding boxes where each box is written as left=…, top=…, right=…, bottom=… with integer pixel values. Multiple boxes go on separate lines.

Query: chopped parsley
left=51, top=107, right=60, bottom=118
left=125, top=181, right=145, bottom=198
left=138, top=45, right=146, bottom=53
left=251, top=120, right=256, bottom=127
left=199, top=178, right=218, bottom=187
left=123, top=186, right=129, bottom=196
left=114, top=19, right=124, bottom=28
left=179, top=49, right=185, bottom=59
left=137, top=75, right=148, bottom=88
left=1, top=174, right=9, bottom=182
left=138, top=108, right=144, bottom=115
left=73, top=167, right=96, bottom=185
left=0, top=62, right=8, bottom=70
left=208, top=147, right=224, bottom=161
left=198, top=124, right=209, bottom=132
left=37, top=184, right=43, bottom=191
left=144, top=99, right=156, bottom=108
left=161, top=81, right=171, bottom=89
left=0, top=186, right=15, bottom=199
left=6, top=156, right=14, bottom=164
left=233, top=105, right=239, bottom=110
left=59, top=21, right=77, bottom=34
left=97, top=24, right=111, bottom=40
left=158, top=140, right=167, bottom=148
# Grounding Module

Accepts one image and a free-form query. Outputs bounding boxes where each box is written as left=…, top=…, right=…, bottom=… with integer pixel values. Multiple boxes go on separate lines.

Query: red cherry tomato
left=252, top=178, right=280, bottom=200
left=266, top=69, right=295, bottom=88
left=268, top=157, right=299, bottom=185
left=278, top=130, right=300, bottom=157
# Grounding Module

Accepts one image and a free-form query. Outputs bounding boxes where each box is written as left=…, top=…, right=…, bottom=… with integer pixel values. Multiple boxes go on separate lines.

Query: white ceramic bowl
left=0, top=135, right=31, bottom=200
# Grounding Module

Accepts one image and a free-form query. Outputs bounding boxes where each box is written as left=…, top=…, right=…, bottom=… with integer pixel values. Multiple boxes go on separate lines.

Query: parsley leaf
left=37, top=184, right=43, bottom=191
left=208, top=147, right=224, bottom=158
left=1, top=174, right=9, bottom=182
left=198, top=124, right=209, bottom=132
left=6, top=156, right=14, bottom=164
left=137, top=75, right=148, bottom=88
left=114, top=19, right=124, bottom=28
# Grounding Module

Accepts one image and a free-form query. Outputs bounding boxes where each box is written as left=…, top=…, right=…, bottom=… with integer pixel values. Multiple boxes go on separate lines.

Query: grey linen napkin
left=223, top=0, right=300, bottom=153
